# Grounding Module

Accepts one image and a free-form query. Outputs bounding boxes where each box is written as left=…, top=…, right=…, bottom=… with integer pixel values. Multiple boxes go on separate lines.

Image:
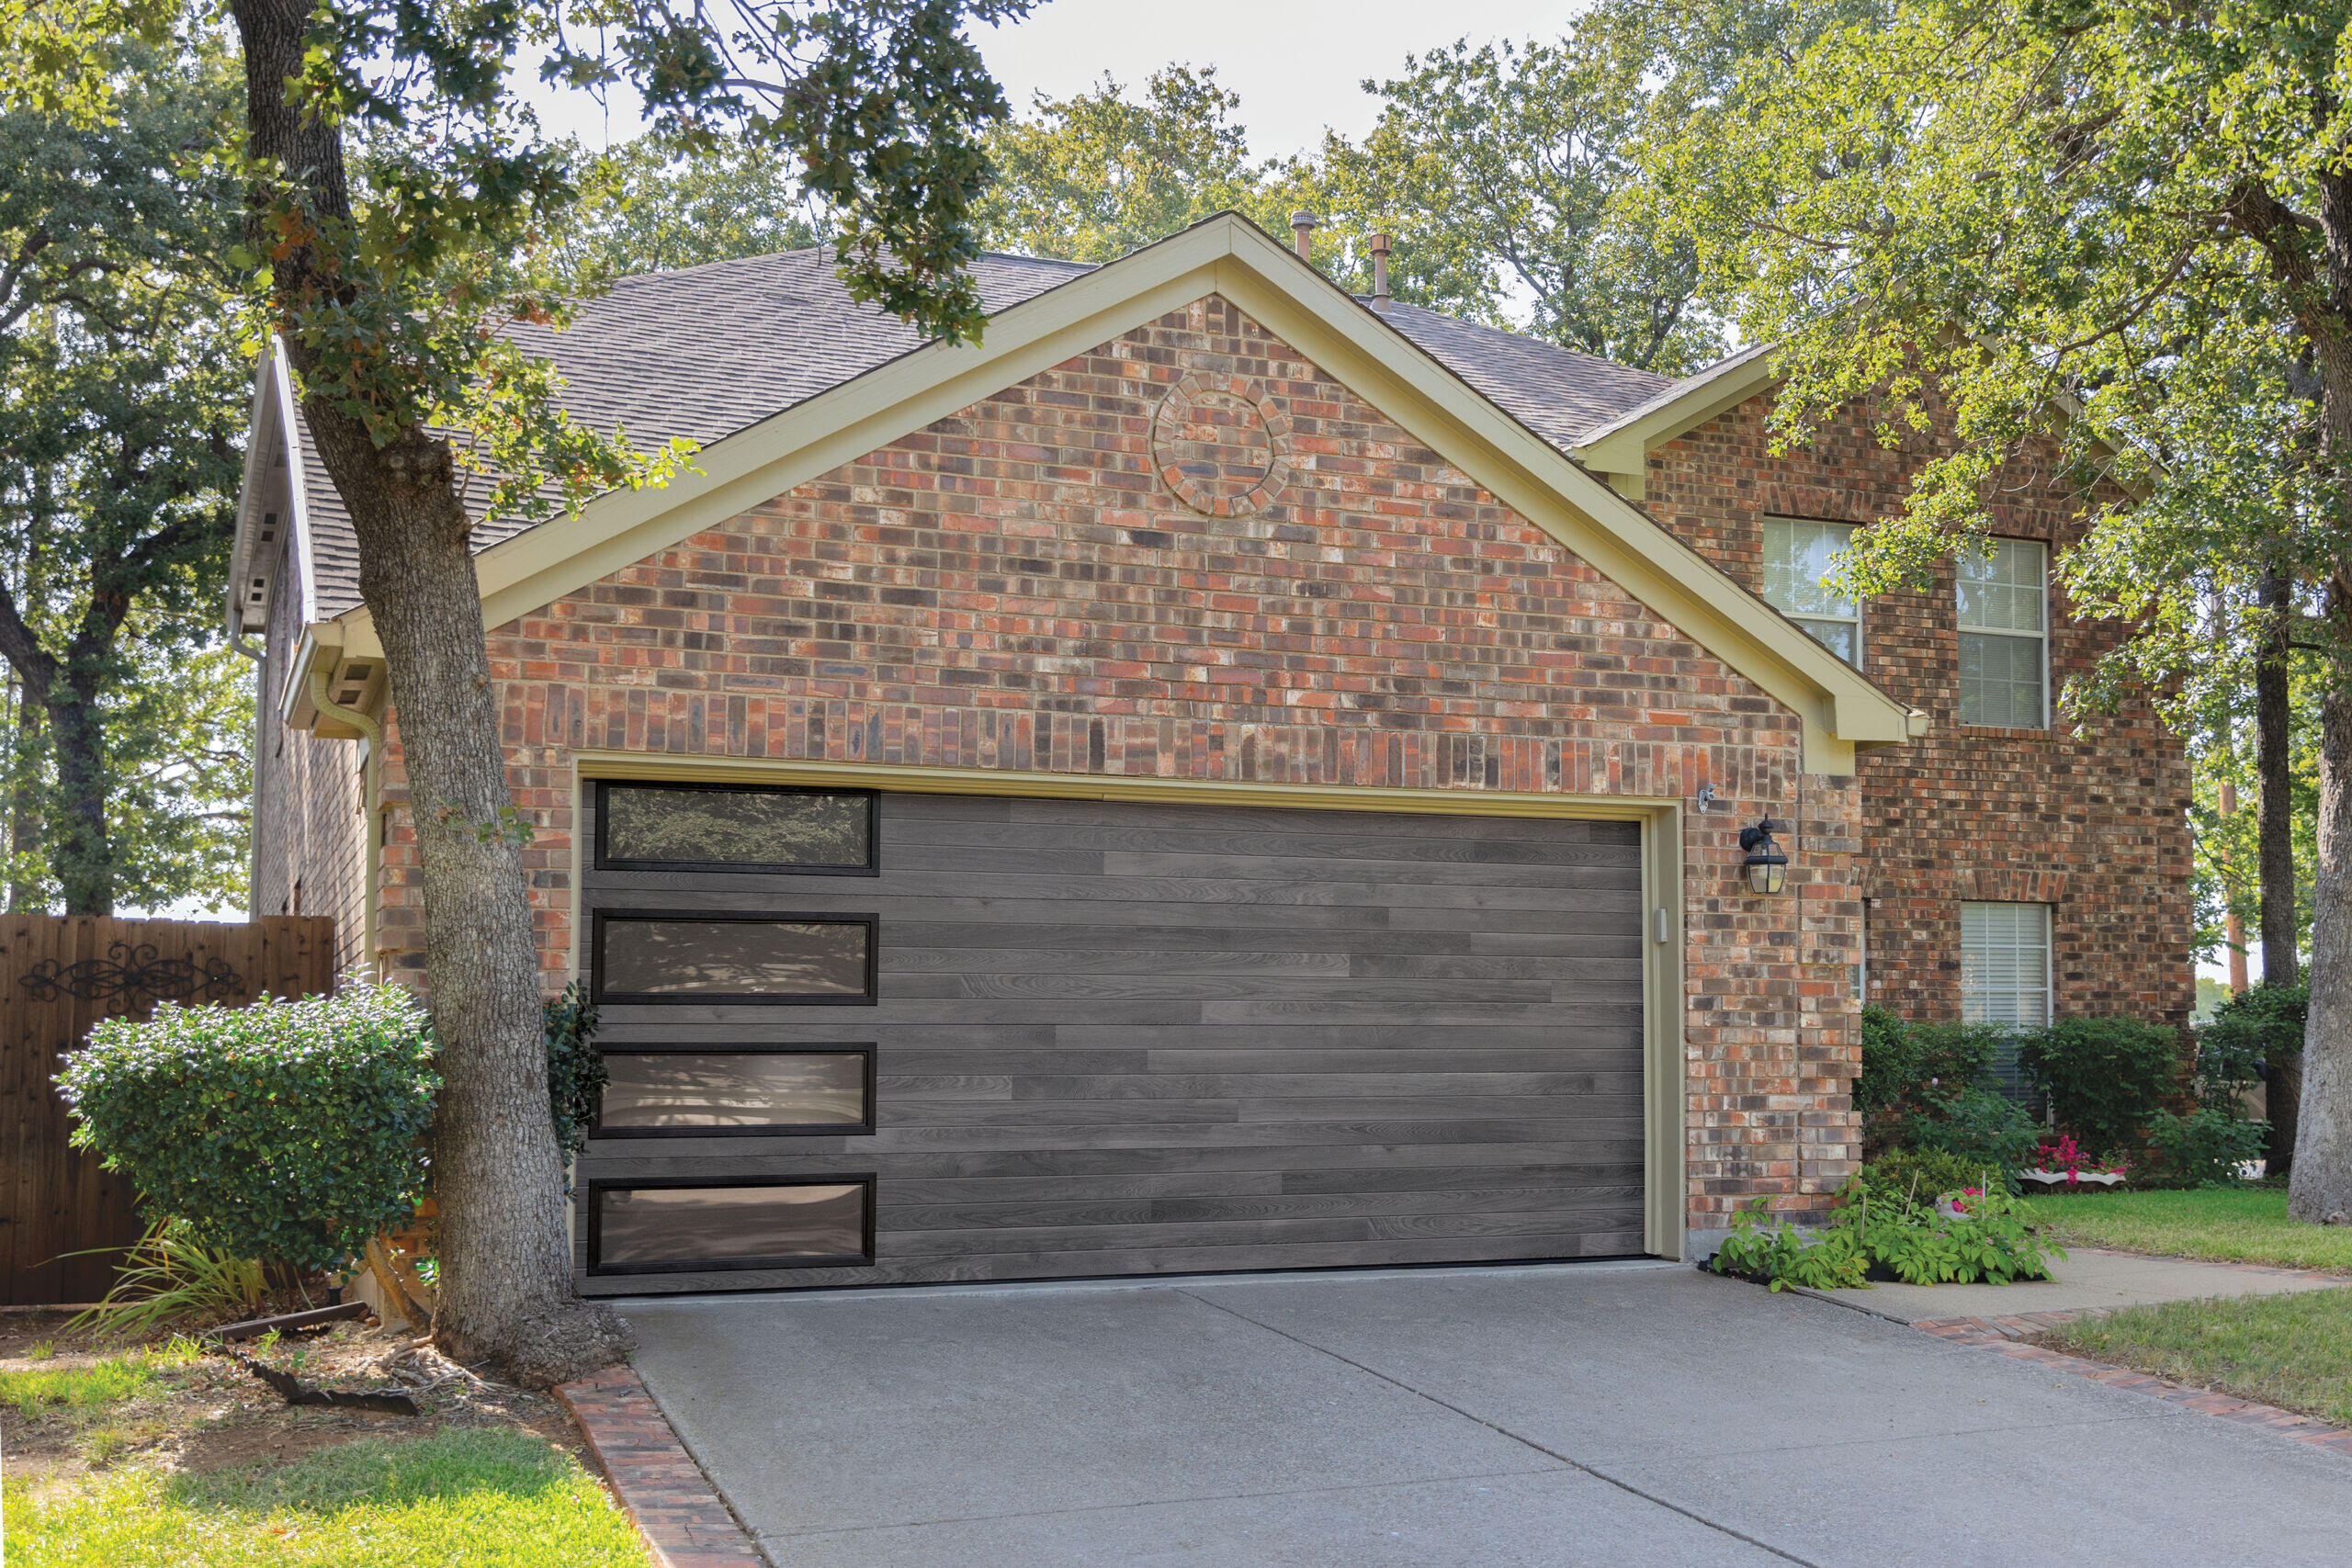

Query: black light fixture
left=1738, top=818, right=1790, bottom=896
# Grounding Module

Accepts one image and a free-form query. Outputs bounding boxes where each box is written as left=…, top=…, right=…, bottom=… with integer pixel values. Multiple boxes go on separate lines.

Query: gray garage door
left=573, top=787, right=1646, bottom=1295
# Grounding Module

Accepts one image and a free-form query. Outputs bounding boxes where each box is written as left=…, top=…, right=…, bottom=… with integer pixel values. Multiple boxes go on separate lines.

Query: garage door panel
left=887, top=974, right=1566, bottom=1003
left=1005, top=1072, right=1642, bottom=1100
left=577, top=790, right=1647, bottom=1292
left=584, top=1227, right=1649, bottom=1296
left=889, top=818, right=1640, bottom=864
left=593, top=1138, right=1641, bottom=1184
left=875, top=1185, right=1646, bottom=1231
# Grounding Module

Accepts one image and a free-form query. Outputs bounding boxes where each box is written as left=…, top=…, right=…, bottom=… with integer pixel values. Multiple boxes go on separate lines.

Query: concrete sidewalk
left=1801, top=1246, right=2350, bottom=1325
left=618, top=1261, right=2352, bottom=1567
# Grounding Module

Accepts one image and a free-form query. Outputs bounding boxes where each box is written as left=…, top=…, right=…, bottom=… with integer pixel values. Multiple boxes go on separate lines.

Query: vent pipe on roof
left=1369, top=232, right=1393, bottom=310
left=1290, top=209, right=1318, bottom=262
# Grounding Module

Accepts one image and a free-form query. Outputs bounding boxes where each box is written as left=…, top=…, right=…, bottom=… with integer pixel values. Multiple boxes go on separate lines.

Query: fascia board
left=1572, top=350, right=1778, bottom=475
left=223, top=352, right=280, bottom=642
left=319, top=213, right=1913, bottom=768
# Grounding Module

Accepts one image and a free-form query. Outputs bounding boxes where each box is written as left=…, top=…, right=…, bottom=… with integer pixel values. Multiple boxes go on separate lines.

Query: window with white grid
left=1957, top=539, right=2046, bottom=728
left=1761, top=518, right=1861, bottom=665
left=1960, top=902, right=2051, bottom=1029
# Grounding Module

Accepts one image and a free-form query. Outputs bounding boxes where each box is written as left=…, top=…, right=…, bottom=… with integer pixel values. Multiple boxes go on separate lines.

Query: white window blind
left=1761, top=517, right=1861, bottom=665
left=1960, top=902, right=2051, bottom=1030
left=1958, top=539, right=2046, bottom=728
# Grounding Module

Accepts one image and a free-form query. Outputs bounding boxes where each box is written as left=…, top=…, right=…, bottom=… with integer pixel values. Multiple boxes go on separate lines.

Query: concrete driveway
left=620, top=1260, right=2352, bottom=1567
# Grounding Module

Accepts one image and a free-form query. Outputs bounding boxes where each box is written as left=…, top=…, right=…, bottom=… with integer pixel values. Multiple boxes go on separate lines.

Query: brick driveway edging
left=557, top=1362, right=766, bottom=1566
left=1913, top=1311, right=2352, bottom=1460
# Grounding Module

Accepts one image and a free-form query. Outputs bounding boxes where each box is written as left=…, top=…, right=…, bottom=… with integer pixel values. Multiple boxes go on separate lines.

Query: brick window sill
left=1956, top=725, right=2054, bottom=742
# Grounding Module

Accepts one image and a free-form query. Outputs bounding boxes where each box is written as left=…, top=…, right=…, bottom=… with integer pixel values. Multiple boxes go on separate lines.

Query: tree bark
left=230, top=0, right=627, bottom=1384
left=2295, top=681, right=2352, bottom=1222
left=6, top=687, right=40, bottom=910
left=41, top=680, right=112, bottom=915
left=2256, top=567, right=2302, bottom=1173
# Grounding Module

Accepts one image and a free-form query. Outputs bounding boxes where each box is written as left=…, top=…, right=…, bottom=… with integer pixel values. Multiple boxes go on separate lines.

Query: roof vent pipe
left=1369, top=232, right=1392, bottom=310
left=1290, top=209, right=1318, bottom=262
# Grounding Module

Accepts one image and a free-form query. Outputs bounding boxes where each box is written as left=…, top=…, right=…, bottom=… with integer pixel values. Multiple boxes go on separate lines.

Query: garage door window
left=596, top=783, right=876, bottom=874
left=594, top=1047, right=875, bottom=1135
left=592, top=912, right=877, bottom=1004
left=587, top=1177, right=876, bottom=1274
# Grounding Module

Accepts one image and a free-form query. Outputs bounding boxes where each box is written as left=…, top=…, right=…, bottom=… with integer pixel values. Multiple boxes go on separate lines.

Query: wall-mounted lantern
left=1738, top=818, right=1790, bottom=896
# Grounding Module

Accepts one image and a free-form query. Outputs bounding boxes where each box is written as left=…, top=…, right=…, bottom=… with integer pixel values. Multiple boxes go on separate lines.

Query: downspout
left=310, top=666, right=385, bottom=979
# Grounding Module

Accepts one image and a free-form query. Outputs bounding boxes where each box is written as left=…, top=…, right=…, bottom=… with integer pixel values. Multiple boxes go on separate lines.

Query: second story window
left=1958, top=539, right=2047, bottom=728
left=1761, top=517, right=1861, bottom=665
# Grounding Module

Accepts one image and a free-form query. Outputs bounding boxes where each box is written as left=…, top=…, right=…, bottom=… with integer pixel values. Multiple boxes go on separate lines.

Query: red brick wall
left=1645, top=389, right=2193, bottom=1031
left=363, top=295, right=1868, bottom=1236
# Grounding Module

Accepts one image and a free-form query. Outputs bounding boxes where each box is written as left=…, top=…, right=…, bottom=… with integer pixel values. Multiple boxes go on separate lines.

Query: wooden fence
left=1, top=916, right=337, bottom=1305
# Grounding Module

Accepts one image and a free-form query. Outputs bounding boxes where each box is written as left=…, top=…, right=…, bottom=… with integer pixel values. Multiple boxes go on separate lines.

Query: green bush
left=1859, top=1009, right=2005, bottom=1118
left=1711, top=1179, right=2061, bottom=1291
left=1896, top=1085, right=2041, bottom=1187
left=2016, top=1016, right=2185, bottom=1159
left=2144, top=1109, right=2269, bottom=1188
left=57, top=982, right=438, bottom=1274
left=2199, top=983, right=2306, bottom=1110
left=544, top=981, right=605, bottom=1179
left=1856, top=1147, right=1999, bottom=1213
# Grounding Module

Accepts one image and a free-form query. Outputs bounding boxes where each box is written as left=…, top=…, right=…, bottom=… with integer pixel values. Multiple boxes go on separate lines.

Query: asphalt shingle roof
left=294, top=247, right=1686, bottom=618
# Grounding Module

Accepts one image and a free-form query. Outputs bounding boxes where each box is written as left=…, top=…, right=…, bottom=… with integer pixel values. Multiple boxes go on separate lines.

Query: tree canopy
left=0, top=39, right=249, bottom=913
left=1643, top=0, right=2352, bottom=1216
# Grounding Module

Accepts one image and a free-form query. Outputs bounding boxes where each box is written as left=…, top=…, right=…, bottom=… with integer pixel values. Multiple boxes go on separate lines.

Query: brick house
left=230, top=213, right=2187, bottom=1287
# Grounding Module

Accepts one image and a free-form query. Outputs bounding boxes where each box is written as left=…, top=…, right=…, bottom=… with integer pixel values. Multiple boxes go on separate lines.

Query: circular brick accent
left=1151, top=373, right=1295, bottom=517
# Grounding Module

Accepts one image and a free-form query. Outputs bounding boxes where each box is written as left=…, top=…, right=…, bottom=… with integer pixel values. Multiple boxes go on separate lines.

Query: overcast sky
left=537, top=1, right=1596, bottom=159
left=976, top=0, right=1595, bottom=159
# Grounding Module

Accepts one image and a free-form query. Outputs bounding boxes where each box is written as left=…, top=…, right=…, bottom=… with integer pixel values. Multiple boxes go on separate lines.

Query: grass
left=2018, top=1187, right=2352, bottom=1273
left=2041, top=1288, right=2352, bottom=1426
left=4, top=1427, right=651, bottom=1567
left=0, top=1341, right=198, bottom=1421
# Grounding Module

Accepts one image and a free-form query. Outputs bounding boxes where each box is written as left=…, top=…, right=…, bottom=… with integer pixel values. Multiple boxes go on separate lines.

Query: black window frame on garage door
left=571, top=767, right=1689, bottom=1293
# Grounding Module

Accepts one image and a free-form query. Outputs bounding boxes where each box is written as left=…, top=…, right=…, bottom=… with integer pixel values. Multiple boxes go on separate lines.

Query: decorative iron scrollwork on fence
left=18, top=942, right=244, bottom=1006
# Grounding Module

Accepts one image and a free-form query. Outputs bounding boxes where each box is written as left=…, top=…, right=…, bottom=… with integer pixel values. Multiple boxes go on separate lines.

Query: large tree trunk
left=2256, top=567, right=2302, bottom=1173
left=6, top=687, right=41, bottom=910
left=42, top=682, right=112, bottom=915
left=230, top=0, right=627, bottom=1384
left=2295, top=682, right=2352, bottom=1222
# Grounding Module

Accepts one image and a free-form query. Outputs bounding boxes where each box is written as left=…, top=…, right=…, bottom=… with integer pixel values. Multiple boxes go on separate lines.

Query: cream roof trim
left=318, top=213, right=1917, bottom=773
left=1569, top=344, right=1777, bottom=476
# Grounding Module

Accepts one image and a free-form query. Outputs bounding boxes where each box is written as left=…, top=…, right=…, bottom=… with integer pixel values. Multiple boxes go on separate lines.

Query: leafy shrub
left=2199, top=983, right=2306, bottom=1109
left=58, top=982, right=438, bottom=1274
left=1711, top=1201, right=1870, bottom=1291
left=2143, top=1109, right=2268, bottom=1188
left=1710, top=1180, right=2061, bottom=1290
left=2016, top=1017, right=2185, bottom=1159
left=1858, top=1010, right=2006, bottom=1122
left=544, top=982, right=606, bottom=1179
left=1855, top=1148, right=1997, bottom=1213
left=1896, top=1085, right=2041, bottom=1187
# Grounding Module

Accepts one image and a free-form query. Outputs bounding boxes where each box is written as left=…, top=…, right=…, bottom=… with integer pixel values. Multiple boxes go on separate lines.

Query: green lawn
left=4, top=1427, right=650, bottom=1567
left=2018, top=1188, right=2352, bottom=1273
left=2041, top=1288, right=2352, bottom=1426
left=0, top=1343, right=195, bottom=1422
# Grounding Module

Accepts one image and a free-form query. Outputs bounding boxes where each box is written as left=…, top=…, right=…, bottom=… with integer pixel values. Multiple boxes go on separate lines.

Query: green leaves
left=56, top=981, right=440, bottom=1274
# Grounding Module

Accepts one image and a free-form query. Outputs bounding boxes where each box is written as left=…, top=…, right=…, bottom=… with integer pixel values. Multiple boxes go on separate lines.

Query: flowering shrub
left=2031, top=1134, right=2127, bottom=1188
